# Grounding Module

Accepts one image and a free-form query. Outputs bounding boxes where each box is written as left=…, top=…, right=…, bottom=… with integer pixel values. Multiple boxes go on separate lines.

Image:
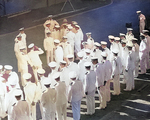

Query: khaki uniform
left=14, top=40, right=26, bottom=72
left=11, top=100, right=31, bottom=120
left=44, top=37, right=54, bottom=64
left=19, top=53, right=33, bottom=86
left=55, top=81, right=67, bottom=120
left=43, top=19, right=59, bottom=31
left=41, top=88, right=57, bottom=120
left=139, top=14, right=146, bottom=33
left=28, top=49, right=44, bottom=83
left=24, top=82, right=39, bottom=120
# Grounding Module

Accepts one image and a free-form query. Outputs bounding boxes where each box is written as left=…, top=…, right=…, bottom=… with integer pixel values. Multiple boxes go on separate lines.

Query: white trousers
left=140, top=22, right=145, bottom=33
left=42, top=111, right=55, bottom=120
left=0, top=96, right=6, bottom=118
left=105, top=80, right=111, bottom=102
left=140, top=52, right=147, bottom=74
left=98, top=86, right=106, bottom=109
left=113, top=74, right=120, bottom=95
left=56, top=103, right=67, bottom=120
left=86, top=95, right=95, bottom=114
left=126, top=69, right=134, bottom=91
left=71, top=100, right=81, bottom=120
left=134, top=60, right=139, bottom=77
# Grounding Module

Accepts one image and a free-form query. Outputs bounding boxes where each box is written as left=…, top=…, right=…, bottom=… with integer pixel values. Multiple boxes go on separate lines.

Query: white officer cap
left=19, top=46, right=26, bottom=50
left=28, top=43, right=34, bottom=48
left=67, top=54, right=74, bottom=58
left=127, top=28, right=133, bottom=31
left=91, top=57, right=98, bottom=60
left=19, top=27, right=24, bottom=31
left=69, top=71, right=77, bottom=79
left=46, top=22, right=50, bottom=25
left=48, top=15, right=53, bottom=18
left=54, top=39, right=60, bottom=44
left=0, top=65, right=3, bottom=69
left=108, top=35, right=115, bottom=39
left=4, top=65, right=13, bottom=70
left=60, top=60, right=67, bottom=64
left=63, top=36, right=67, bottom=39
left=82, top=42, right=87, bottom=46
left=86, top=32, right=92, bottom=35
left=68, top=26, right=73, bottom=29
left=23, top=73, right=32, bottom=80
left=46, top=31, right=51, bottom=34
left=119, top=33, right=126, bottom=36
left=17, top=35, right=22, bottom=38
left=63, top=19, right=68, bottom=23
left=136, top=11, right=141, bottom=14
left=94, top=42, right=101, bottom=47
left=84, top=62, right=91, bottom=67
left=77, top=52, right=84, bottom=58
left=14, top=89, right=22, bottom=96
left=75, top=25, right=80, bottom=28
left=114, top=37, right=120, bottom=41
left=37, top=68, right=45, bottom=74
left=140, top=33, right=145, bottom=36
left=143, top=30, right=149, bottom=33
left=72, top=21, right=78, bottom=25
left=43, top=78, right=51, bottom=85
left=85, top=49, right=91, bottom=53
left=121, top=40, right=127, bottom=44
left=101, top=41, right=107, bottom=45
left=126, top=42, right=133, bottom=47
left=53, top=72, right=61, bottom=79
left=132, top=38, right=138, bottom=41
left=48, top=62, right=57, bottom=67
left=112, top=49, right=119, bottom=54
left=101, top=52, right=107, bottom=57
left=55, top=25, right=60, bottom=28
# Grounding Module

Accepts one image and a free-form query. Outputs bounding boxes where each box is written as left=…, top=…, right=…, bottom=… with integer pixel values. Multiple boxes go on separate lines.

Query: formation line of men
left=0, top=10, right=150, bottom=120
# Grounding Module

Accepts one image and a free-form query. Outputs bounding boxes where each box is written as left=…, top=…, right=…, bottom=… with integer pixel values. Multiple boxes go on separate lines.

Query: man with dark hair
left=11, top=89, right=30, bottom=120
left=84, top=62, right=96, bottom=115
left=41, top=77, right=57, bottom=120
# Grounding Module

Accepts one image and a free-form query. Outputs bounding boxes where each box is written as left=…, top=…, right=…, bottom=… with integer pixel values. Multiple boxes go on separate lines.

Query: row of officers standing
left=0, top=12, right=150, bottom=120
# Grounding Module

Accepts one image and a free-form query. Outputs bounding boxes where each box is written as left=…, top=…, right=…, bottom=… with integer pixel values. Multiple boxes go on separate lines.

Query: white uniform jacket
left=85, top=70, right=96, bottom=97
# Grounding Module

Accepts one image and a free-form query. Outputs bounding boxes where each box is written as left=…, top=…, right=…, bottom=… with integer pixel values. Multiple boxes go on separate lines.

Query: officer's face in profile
left=128, top=31, right=132, bottom=34
left=132, top=40, right=137, bottom=44
left=60, top=63, right=66, bottom=68
left=5, top=69, right=11, bottom=74
left=101, top=45, right=106, bottom=49
left=115, top=41, right=120, bottom=43
left=46, top=33, right=51, bottom=37
left=46, top=24, right=50, bottom=27
left=20, top=30, right=24, bottom=34
left=109, top=39, right=114, bottom=43
left=121, top=43, right=126, bottom=47
left=127, top=47, right=132, bottom=51
left=62, top=38, right=67, bottom=42
left=17, top=37, right=22, bottom=41
left=54, top=43, right=59, bottom=46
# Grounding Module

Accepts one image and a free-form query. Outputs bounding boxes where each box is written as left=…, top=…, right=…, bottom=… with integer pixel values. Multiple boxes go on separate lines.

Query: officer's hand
left=104, top=81, right=107, bottom=86
left=31, top=102, right=35, bottom=106
left=85, top=92, right=88, bottom=95
left=98, top=86, right=100, bottom=90
left=125, top=69, right=128, bottom=72
left=68, top=101, right=71, bottom=104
